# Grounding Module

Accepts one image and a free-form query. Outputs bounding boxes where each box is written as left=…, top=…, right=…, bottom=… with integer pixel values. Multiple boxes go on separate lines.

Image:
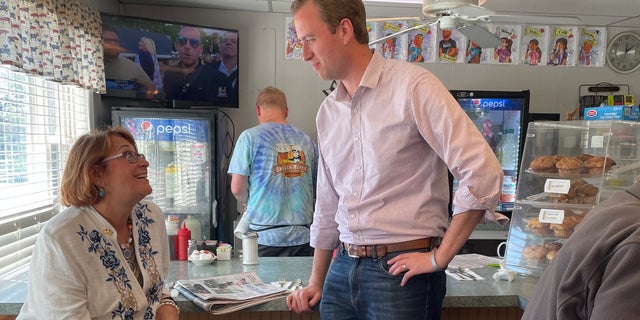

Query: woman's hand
left=156, top=303, right=180, bottom=320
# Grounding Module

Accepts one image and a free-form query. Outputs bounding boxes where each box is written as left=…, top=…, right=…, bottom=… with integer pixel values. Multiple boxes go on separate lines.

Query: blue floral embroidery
left=132, top=203, right=165, bottom=318
left=77, top=202, right=166, bottom=319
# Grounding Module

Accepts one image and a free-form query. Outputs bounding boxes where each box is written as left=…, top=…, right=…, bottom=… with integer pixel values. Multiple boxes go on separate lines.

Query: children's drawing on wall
left=524, top=39, right=542, bottom=66
left=379, top=21, right=408, bottom=60
left=548, top=37, right=568, bottom=65
left=466, top=40, right=482, bottom=63
left=285, top=17, right=302, bottom=59
left=521, top=25, right=550, bottom=66
left=548, top=27, right=578, bottom=66
left=577, top=27, right=606, bottom=67
left=367, top=21, right=378, bottom=49
left=491, top=25, right=520, bottom=64
left=494, top=37, right=513, bottom=63
left=406, top=22, right=436, bottom=63
left=409, top=33, right=425, bottom=62
left=438, top=28, right=466, bottom=63
left=438, top=29, right=458, bottom=62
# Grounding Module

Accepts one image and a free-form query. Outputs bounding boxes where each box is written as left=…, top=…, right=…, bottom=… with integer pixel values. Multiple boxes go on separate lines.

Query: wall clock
left=606, top=31, right=640, bottom=74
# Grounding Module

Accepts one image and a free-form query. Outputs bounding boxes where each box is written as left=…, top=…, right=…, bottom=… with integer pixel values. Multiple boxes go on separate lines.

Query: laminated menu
left=174, top=272, right=290, bottom=315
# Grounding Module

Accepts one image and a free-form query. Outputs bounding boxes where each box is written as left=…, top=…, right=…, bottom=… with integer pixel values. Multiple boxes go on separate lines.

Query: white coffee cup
left=497, top=241, right=507, bottom=258
left=242, top=234, right=259, bottom=265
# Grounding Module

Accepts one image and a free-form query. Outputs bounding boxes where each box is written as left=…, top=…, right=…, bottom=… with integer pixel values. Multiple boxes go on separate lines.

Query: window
left=0, top=66, right=91, bottom=278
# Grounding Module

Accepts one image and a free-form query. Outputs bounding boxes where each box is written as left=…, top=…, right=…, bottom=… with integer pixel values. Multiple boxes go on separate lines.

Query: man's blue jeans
left=320, top=244, right=446, bottom=320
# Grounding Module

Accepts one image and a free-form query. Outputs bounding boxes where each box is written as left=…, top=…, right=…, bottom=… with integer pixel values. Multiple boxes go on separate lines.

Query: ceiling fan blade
left=366, top=16, right=422, bottom=22
left=368, top=22, right=435, bottom=46
left=458, top=24, right=501, bottom=48
left=450, top=4, right=496, bottom=19
left=486, top=14, right=581, bottom=25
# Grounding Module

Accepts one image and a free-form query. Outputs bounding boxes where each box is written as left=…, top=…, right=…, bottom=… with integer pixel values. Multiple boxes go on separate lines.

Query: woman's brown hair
left=60, top=126, right=137, bottom=207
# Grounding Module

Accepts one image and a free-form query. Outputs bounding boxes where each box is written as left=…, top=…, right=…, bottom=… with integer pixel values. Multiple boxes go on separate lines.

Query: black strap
left=250, top=224, right=310, bottom=232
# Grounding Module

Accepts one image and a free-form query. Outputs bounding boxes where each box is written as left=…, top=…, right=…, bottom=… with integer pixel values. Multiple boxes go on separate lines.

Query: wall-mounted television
left=100, top=13, right=239, bottom=109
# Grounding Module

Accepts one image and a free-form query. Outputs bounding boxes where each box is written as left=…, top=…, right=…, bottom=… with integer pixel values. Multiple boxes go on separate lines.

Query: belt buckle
left=346, top=245, right=360, bottom=258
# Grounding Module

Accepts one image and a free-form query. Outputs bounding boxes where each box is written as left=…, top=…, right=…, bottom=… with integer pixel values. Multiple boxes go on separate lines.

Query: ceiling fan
left=368, top=0, right=581, bottom=48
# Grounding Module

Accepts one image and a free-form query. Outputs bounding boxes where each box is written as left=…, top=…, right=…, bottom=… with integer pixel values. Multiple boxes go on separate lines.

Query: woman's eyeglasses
left=101, top=150, right=146, bottom=164
left=177, top=36, right=201, bottom=47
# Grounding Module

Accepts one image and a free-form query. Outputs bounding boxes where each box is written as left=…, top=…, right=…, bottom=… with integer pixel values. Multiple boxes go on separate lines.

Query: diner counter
left=0, top=255, right=539, bottom=316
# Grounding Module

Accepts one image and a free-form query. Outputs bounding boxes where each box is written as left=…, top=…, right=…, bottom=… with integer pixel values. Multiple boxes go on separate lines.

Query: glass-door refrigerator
left=111, top=107, right=229, bottom=241
left=449, top=90, right=531, bottom=216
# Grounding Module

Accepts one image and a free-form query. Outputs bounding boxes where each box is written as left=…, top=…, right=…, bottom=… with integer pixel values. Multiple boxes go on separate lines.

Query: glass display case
left=504, top=120, right=640, bottom=275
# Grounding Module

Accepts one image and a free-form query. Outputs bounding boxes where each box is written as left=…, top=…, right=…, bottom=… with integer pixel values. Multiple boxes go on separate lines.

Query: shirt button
left=354, top=137, right=360, bottom=143
left=352, top=191, right=358, bottom=196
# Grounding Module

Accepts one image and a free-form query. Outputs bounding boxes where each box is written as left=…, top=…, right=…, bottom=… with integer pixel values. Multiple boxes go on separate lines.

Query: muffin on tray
left=526, top=217, right=553, bottom=236
left=523, top=245, right=549, bottom=263
left=584, top=156, right=616, bottom=175
left=555, top=156, right=583, bottom=176
left=529, top=155, right=560, bottom=173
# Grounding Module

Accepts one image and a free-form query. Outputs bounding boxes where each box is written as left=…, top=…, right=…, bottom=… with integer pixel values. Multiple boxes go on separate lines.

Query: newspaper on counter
left=173, top=271, right=290, bottom=315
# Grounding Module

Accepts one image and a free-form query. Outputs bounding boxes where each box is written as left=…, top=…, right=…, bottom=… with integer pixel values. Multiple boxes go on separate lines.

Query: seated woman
left=17, top=126, right=179, bottom=320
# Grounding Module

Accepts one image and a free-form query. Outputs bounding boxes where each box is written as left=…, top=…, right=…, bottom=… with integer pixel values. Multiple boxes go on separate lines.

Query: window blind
left=0, top=66, right=91, bottom=278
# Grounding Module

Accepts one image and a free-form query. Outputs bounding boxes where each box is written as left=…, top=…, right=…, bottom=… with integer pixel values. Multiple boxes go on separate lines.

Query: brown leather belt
left=342, top=237, right=440, bottom=258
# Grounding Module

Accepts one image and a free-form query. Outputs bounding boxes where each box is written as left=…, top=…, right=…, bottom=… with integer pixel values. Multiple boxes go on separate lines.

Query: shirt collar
left=333, top=50, right=384, bottom=101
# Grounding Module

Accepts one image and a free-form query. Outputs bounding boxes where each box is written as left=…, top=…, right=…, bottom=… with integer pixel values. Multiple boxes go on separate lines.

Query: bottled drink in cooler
left=499, top=129, right=518, bottom=170
left=165, top=162, right=178, bottom=208
left=183, top=215, right=202, bottom=241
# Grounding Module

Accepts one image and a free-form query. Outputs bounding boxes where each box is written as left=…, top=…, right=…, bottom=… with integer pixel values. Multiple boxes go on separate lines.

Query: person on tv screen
left=212, top=31, right=239, bottom=106
left=103, top=25, right=157, bottom=99
left=163, top=26, right=231, bottom=106
left=135, top=37, right=163, bottom=96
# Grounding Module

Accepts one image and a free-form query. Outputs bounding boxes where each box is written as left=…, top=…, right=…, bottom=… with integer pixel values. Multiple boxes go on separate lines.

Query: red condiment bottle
left=176, top=225, right=191, bottom=260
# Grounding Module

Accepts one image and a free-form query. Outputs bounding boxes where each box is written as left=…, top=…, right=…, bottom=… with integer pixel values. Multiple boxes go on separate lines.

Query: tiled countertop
left=0, top=255, right=539, bottom=315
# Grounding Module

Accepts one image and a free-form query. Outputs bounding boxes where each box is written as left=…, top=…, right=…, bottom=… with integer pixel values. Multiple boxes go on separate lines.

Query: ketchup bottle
left=176, top=225, right=191, bottom=260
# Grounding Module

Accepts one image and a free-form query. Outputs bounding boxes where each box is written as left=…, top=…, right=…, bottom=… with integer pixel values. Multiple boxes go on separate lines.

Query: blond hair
left=140, top=37, right=157, bottom=56
left=256, top=86, right=288, bottom=113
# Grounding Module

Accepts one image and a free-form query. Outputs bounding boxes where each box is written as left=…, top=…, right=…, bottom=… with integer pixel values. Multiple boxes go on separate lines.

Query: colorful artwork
left=285, top=17, right=302, bottom=60
left=548, top=26, right=579, bottom=66
left=521, top=25, right=550, bottom=66
left=463, top=24, right=491, bottom=64
left=378, top=21, right=408, bottom=60
left=437, top=27, right=466, bottom=63
left=406, top=22, right=437, bottom=63
left=367, top=21, right=378, bottom=49
left=282, top=17, right=607, bottom=69
left=491, top=24, right=521, bottom=64
left=577, top=27, right=606, bottom=67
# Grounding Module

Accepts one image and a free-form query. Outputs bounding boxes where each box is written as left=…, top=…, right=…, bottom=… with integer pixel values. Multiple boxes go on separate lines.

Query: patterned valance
left=0, top=0, right=105, bottom=93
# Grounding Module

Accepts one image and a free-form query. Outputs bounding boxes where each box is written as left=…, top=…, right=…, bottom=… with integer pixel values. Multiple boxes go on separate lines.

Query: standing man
left=163, top=26, right=227, bottom=104
left=286, top=0, right=503, bottom=319
left=228, top=86, right=318, bottom=257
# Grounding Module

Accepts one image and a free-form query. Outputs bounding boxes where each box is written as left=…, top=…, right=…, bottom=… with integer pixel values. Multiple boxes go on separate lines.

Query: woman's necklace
left=119, top=218, right=134, bottom=259
left=119, top=218, right=143, bottom=286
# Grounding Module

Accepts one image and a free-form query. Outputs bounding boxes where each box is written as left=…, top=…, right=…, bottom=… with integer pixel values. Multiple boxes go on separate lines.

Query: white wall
left=111, top=5, right=640, bottom=141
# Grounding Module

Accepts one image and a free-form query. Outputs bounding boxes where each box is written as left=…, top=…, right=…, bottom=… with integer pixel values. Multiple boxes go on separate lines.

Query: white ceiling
left=116, top=0, right=640, bottom=28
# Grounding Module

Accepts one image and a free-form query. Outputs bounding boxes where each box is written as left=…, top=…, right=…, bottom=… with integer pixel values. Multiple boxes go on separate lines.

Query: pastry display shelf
left=504, top=120, right=640, bottom=276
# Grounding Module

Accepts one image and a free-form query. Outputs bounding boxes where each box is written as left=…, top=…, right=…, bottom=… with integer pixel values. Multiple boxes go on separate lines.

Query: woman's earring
left=98, top=188, right=105, bottom=198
